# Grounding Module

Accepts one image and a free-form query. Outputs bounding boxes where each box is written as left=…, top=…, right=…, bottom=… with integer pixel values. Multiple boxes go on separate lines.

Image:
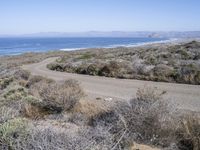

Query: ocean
left=0, top=37, right=169, bottom=56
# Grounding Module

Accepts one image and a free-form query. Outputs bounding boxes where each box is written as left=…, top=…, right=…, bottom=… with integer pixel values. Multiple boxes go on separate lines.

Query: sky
left=0, top=0, right=200, bottom=34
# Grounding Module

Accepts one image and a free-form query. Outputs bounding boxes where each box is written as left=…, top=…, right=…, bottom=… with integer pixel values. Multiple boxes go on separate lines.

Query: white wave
left=107, top=38, right=178, bottom=48
left=59, top=38, right=178, bottom=52
left=60, top=47, right=88, bottom=51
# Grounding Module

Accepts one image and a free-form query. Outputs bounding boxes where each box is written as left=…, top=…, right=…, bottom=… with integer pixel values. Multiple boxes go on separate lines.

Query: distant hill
left=1, top=31, right=200, bottom=38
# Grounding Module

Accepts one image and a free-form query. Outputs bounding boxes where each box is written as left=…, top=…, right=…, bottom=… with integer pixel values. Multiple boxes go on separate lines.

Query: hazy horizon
left=1, top=30, right=200, bottom=35
left=0, top=31, right=200, bottom=38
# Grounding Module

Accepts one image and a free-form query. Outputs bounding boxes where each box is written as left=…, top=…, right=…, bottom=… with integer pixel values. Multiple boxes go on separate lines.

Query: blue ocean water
left=0, top=37, right=168, bottom=56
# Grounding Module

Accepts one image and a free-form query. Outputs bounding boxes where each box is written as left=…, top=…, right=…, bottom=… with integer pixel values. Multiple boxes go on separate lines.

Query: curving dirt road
left=22, top=57, right=200, bottom=111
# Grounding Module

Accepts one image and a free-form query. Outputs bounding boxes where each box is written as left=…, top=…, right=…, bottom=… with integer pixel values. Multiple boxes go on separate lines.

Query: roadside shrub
left=176, top=114, right=200, bottom=150
left=87, top=87, right=171, bottom=148
left=98, top=65, right=111, bottom=76
left=86, top=64, right=101, bottom=75
left=174, top=64, right=200, bottom=84
left=74, top=99, right=112, bottom=119
left=89, top=110, right=120, bottom=129
left=47, top=63, right=65, bottom=71
left=75, top=65, right=88, bottom=74
left=67, top=98, right=114, bottom=126
left=120, top=87, right=172, bottom=145
left=108, top=87, right=200, bottom=149
left=99, top=61, right=121, bottom=77
left=89, top=87, right=177, bottom=149
left=153, top=64, right=175, bottom=82
left=7, top=124, right=113, bottom=150
left=29, top=79, right=84, bottom=113
left=22, top=103, right=48, bottom=119
left=63, top=63, right=77, bottom=73
left=195, top=71, right=200, bottom=84
left=26, top=75, right=54, bottom=88
left=14, top=69, right=30, bottom=80
left=137, top=65, right=154, bottom=77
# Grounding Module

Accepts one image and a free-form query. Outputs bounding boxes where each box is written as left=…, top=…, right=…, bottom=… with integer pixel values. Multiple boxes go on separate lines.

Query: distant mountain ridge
left=1, top=31, right=200, bottom=38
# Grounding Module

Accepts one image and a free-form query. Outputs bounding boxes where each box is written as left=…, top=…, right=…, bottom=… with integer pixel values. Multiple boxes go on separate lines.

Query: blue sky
left=0, top=0, right=200, bottom=34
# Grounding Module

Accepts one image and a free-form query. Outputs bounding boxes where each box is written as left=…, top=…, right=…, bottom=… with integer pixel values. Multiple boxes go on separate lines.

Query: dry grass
left=29, top=79, right=84, bottom=113
left=22, top=103, right=49, bottom=119
left=73, top=98, right=113, bottom=118
left=26, top=75, right=54, bottom=88
left=176, top=114, right=200, bottom=150
left=85, top=87, right=200, bottom=149
left=0, top=118, right=29, bottom=149
left=14, top=69, right=30, bottom=81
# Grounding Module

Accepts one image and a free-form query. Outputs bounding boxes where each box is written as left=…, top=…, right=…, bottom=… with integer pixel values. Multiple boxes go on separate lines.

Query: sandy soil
left=22, top=57, right=200, bottom=111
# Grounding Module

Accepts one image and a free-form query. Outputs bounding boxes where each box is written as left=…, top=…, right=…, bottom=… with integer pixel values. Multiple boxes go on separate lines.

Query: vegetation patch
left=29, top=79, right=84, bottom=113
left=47, top=41, right=200, bottom=85
left=0, top=42, right=200, bottom=149
left=0, top=78, right=13, bottom=90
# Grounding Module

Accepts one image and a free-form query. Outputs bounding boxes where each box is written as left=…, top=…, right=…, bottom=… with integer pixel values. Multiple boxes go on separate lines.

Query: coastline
left=59, top=38, right=177, bottom=51
left=0, top=37, right=199, bottom=56
left=60, top=37, right=200, bottom=52
left=0, top=37, right=175, bottom=56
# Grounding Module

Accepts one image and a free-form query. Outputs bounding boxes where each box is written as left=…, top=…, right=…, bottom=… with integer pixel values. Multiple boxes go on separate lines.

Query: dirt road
left=22, top=57, right=200, bottom=111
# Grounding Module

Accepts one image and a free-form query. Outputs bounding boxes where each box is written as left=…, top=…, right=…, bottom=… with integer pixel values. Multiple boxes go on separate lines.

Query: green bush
left=153, top=64, right=175, bottom=82
left=47, top=63, right=66, bottom=71
left=3, top=87, right=27, bottom=101
left=174, top=64, right=200, bottom=84
left=0, top=78, right=13, bottom=90
left=99, top=61, right=121, bottom=77
left=77, top=53, right=94, bottom=60
left=176, top=49, right=191, bottom=60
left=86, top=64, right=100, bottom=75
left=0, top=118, right=29, bottom=148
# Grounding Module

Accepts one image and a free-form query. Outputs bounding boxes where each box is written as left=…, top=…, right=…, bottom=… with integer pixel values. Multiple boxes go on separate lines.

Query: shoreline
left=0, top=37, right=199, bottom=56
left=47, top=38, right=200, bottom=52
left=59, top=38, right=200, bottom=53
left=59, top=38, right=177, bottom=51
left=0, top=38, right=178, bottom=56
